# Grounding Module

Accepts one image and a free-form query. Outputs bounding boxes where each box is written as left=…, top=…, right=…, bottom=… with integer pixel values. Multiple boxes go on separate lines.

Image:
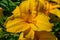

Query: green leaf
left=8, top=0, right=16, bottom=6
left=0, top=3, right=10, bottom=11
left=2, top=0, right=8, bottom=5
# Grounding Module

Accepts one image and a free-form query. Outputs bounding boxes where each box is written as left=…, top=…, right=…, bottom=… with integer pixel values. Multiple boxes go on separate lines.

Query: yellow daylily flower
left=4, top=13, right=53, bottom=40
left=39, top=0, right=60, bottom=16
left=44, top=1, right=60, bottom=15
left=4, top=0, right=58, bottom=40
left=4, top=13, right=53, bottom=32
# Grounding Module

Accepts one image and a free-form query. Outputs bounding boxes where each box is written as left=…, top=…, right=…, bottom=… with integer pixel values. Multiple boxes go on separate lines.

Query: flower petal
left=50, top=9, right=60, bottom=18
left=34, top=13, right=54, bottom=31
left=19, top=29, right=34, bottom=40
left=19, top=1, right=29, bottom=13
left=19, top=32, right=25, bottom=40
left=29, top=24, right=38, bottom=31
left=25, top=29, right=34, bottom=40
left=12, top=6, right=21, bottom=17
left=5, top=18, right=30, bottom=33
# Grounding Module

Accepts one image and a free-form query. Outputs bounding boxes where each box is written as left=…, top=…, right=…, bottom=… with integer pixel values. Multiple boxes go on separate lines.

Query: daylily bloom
left=39, top=0, right=60, bottom=16
left=4, top=0, right=60, bottom=40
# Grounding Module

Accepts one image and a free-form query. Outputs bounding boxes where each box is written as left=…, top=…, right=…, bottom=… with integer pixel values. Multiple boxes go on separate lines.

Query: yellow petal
left=4, top=15, right=14, bottom=26
left=50, top=9, right=60, bottom=18
left=5, top=18, right=22, bottom=28
left=19, top=32, right=25, bottom=40
left=19, top=29, right=34, bottom=40
left=25, top=29, right=34, bottom=40
left=39, top=0, right=45, bottom=4
left=5, top=18, right=30, bottom=33
left=19, top=1, right=29, bottom=13
left=12, top=6, right=21, bottom=17
left=34, top=13, right=54, bottom=31
left=29, top=0, right=37, bottom=12
left=29, top=24, right=38, bottom=31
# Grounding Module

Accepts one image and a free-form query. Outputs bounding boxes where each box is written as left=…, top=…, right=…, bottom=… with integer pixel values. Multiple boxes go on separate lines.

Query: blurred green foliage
left=0, top=0, right=19, bottom=16
left=49, top=13, right=60, bottom=40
